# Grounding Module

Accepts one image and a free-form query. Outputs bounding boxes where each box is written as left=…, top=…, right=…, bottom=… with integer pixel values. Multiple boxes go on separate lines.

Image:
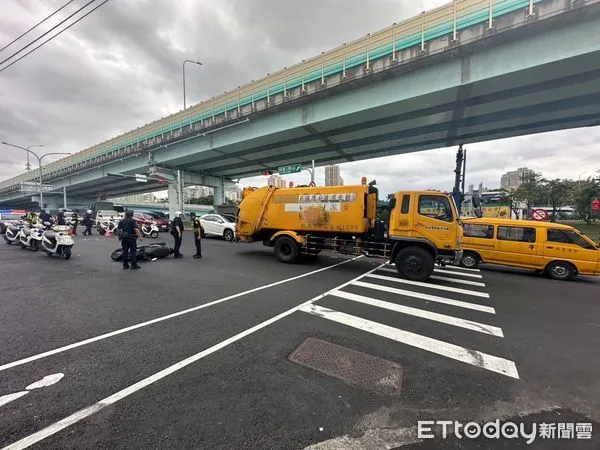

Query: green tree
left=573, top=174, right=600, bottom=224
left=512, top=171, right=545, bottom=217
left=189, top=195, right=214, bottom=205
left=543, top=178, right=574, bottom=222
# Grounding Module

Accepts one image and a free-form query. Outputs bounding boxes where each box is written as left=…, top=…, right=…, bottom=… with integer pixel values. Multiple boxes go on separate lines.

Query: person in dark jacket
left=82, top=210, right=93, bottom=236
left=171, top=211, right=184, bottom=258
left=71, top=212, right=78, bottom=235
left=117, top=210, right=142, bottom=270
left=57, top=211, right=66, bottom=225
left=39, top=210, right=53, bottom=229
left=189, top=212, right=202, bottom=259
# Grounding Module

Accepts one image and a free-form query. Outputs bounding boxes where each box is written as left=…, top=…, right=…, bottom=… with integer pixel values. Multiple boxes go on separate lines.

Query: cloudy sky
left=1, top=0, right=598, bottom=198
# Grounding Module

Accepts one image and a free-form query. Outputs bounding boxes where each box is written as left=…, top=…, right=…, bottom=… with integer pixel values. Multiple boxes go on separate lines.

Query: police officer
left=82, top=210, right=93, bottom=236
left=171, top=211, right=184, bottom=258
left=71, top=212, right=79, bottom=235
left=39, top=209, right=53, bottom=229
left=189, top=212, right=202, bottom=259
left=117, top=210, right=142, bottom=270
left=25, top=210, right=37, bottom=225
left=57, top=211, right=66, bottom=225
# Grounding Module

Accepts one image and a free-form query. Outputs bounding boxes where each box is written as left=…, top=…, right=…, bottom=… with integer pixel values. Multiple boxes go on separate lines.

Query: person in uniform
left=117, top=210, right=142, bottom=270
left=189, top=212, right=202, bottom=259
left=82, top=210, right=93, bottom=236
left=39, top=209, right=53, bottom=229
left=71, top=212, right=79, bottom=235
left=24, top=210, right=38, bottom=225
left=57, top=211, right=66, bottom=225
left=171, top=211, right=184, bottom=258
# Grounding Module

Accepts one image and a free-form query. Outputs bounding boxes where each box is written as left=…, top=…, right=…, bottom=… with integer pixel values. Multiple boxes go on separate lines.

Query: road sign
left=309, top=181, right=316, bottom=187
left=278, top=164, right=302, bottom=175
left=593, top=198, right=600, bottom=211
left=135, top=174, right=147, bottom=183
left=531, top=209, right=548, bottom=221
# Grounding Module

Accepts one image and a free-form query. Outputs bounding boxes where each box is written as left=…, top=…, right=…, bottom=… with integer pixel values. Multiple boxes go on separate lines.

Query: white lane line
left=0, top=392, right=29, bottom=408
left=366, top=274, right=489, bottom=298
left=429, top=275, right=485, bottom=287
left=380, top=266, right=483, bottom=280
left=329, top=290, right=503, bottom=337
left=2, top=263, right=383, bottom=450
left=351, top=281, right=495, bottom=313
left=433, top=268, right=483, bottom=279
left=299, top=304, right=519, bottom=379
left=0, top=256, right=362, bottom=373
left=386, top=263, right=480, bottom=274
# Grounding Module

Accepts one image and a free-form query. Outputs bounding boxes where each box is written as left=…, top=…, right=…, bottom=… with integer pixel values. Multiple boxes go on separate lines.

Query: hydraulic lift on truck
left=235, top=178, right=463, bottom=282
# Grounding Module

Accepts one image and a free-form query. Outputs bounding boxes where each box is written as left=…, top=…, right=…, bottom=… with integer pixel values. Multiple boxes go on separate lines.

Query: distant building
left=324, top=165, right=343, bottom=186
left=183, top=185, right=213, bottom=202
left=225, top=186, right=242, bottom=202
left=267, top=174, right=286, bottom=188
left=500, top=167, right=534, bottom=190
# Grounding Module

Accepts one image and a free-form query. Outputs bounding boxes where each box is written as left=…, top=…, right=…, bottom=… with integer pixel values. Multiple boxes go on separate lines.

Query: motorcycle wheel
left=61, top=247, right=72, bottom=260
left=111, top=249, right=122, bottom=261
left=150, top=231, right=159, bottom=238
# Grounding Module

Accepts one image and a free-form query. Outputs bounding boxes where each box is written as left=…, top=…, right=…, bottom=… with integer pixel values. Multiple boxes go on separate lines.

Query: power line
left=0, top=0, right=77, bottom=53
left=0, top=0, right=99, bottom=68
left=0, top=0, right=110, bottom=74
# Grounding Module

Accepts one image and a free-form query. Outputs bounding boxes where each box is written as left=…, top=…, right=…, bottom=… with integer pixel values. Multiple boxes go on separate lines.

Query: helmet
left=189, top=212, right=196, bottom=217
left=175, top=211, right=183, bottom=216
left=87, top=210, right=92, bottom=214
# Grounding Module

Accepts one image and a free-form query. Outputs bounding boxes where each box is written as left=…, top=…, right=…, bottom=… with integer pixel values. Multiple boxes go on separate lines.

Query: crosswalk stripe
left=352, top=281, right=495, bottom=313
left=386, top=264, right=481, bottom=274
left=299, top=304, right=519, bottom=379
left=366, top=274, right=490, bottom=298
left=329, top=290, right=503, bottom=337
left=433, top=269, right=483, bottom=279
left=429, top=275, right=486, bottom=287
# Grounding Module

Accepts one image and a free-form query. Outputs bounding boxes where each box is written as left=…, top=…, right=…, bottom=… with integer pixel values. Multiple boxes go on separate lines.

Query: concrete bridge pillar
left=167, top=182, right=179, bottom=219
left=213, top=178, right=225, bottom=207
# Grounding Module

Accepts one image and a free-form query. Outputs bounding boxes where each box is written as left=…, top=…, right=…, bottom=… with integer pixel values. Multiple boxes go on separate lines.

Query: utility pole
left=452, top=145, right=465, bottom=212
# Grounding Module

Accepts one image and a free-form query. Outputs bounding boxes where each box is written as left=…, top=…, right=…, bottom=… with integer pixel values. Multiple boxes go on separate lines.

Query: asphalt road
left=0, top=230, right=599, bottom=449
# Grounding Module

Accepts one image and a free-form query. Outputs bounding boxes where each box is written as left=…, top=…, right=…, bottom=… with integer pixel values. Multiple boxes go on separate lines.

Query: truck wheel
left=545, top=261, right=574, bottom=281
left=460, top=252, right=479, bottom=269
left=274, top=236, right=300, bottom=263
left=394, top=247, right=434, bottom=282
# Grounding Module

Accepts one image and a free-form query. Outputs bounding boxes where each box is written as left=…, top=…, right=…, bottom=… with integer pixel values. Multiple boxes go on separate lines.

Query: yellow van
left=459, top=217, right=600, bottom=280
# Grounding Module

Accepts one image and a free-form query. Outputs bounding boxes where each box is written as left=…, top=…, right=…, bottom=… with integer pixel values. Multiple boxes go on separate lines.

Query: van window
left=547, top=229, right=597, bottom=250
left=497, top=226, right=536, bottom=243
left=464, top=223, right=494, bottom=239
left=418, top=195, right=453, bottom=222
left=400, top=195, right=410, bottom=214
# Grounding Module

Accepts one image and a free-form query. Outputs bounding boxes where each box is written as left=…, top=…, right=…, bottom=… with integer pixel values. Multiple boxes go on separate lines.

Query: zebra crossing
left=298, top=263, right=519, bottom=379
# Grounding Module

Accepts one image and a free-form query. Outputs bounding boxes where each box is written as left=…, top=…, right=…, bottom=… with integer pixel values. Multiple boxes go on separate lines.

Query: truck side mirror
left=474, top=209, right=483, bottom=218
left=472, top=195, right=481, bottom=209
left=389, top=197, right=397, bottom=210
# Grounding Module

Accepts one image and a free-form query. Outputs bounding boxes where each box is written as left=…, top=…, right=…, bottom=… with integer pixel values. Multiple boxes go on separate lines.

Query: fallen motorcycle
left=110, top=242, right=174, bottom=262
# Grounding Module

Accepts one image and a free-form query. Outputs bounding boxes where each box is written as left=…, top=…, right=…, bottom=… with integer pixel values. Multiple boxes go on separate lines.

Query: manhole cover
left=289, top=337, right=403, bottom=396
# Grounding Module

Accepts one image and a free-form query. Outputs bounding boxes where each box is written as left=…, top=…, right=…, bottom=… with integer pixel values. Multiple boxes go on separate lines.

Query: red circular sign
left=531, top=209, right=548, bottom=221
left=309, top=181, right=316, bottom=187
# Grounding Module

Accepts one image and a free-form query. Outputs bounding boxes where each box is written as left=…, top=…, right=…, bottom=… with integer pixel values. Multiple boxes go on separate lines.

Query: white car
left=199, top=214, right=236, bottom=241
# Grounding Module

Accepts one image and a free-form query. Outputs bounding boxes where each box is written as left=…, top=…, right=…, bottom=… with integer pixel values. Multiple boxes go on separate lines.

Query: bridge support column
left=167, top=182, right=179, bottom=219
left=213, top=178, right=225, bottom=207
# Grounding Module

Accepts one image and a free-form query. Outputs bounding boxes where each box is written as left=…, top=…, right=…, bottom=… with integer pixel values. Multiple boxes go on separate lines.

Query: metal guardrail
left=0, top=0, right=543, bottom=193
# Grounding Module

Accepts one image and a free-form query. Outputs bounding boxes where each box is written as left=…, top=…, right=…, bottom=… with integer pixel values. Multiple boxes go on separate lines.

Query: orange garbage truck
left=236, top=179, right=463, bottom=281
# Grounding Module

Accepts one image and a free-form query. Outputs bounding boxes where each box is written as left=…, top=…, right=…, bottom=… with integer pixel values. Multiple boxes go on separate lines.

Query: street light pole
left=182, top=59, right=202, bottom=110
left=1, top=141, right=70, bottom=210
left=25, top=144, right=43, bottom=171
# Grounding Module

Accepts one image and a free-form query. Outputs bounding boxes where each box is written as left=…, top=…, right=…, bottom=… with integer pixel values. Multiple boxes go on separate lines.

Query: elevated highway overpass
left=1, top=0, right=600, bottom=215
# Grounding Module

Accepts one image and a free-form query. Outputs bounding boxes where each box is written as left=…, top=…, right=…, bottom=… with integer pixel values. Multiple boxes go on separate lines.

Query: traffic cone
left=105, top=226, right=111, bottom=238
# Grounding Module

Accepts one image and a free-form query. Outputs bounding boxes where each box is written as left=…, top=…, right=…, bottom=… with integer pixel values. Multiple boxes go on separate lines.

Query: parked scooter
left=18, top=223, right=44, bottom=250
left=97, top=219, right=119, bottom=235
left=4, top=221, right=24, bottom=244
left=140, top=222, right=159, bottom=238
left=41, top=224, right=74, bottom=260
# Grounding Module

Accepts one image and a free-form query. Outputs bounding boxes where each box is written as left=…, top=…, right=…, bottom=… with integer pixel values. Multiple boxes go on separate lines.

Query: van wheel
left=545, top=261, right=574, bottom=281
left=394, top=247, right=434, bottom=282
left=460, top=252, right=480, bottom=269
left=274, top=236, right=299, bottom=263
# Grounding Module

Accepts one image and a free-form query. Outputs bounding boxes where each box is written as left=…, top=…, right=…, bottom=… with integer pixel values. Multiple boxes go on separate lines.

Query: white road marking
left=25, top=373, right=64, bottom=390
left=366, top=274, right=489, bottom=298
left=433, top=268, right=483, bottom=279
left=437, top=265, right=480, bottom=273
left=0, top=392, right=28, bottom=408
left=351, top=281, right=495, bottom=313
left=328, top=290, right=503, bottom=337
left=299, top=304, right=519, bottom=379
left=429, top=275, right=485, bottom=287
left=0, top=256, right=362, bottom=373
left=2, top=263, right=383, bottom=450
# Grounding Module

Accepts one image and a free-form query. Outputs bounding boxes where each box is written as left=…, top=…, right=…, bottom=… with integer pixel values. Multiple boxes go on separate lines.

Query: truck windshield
left=418, top=195, right=454, bottom=222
